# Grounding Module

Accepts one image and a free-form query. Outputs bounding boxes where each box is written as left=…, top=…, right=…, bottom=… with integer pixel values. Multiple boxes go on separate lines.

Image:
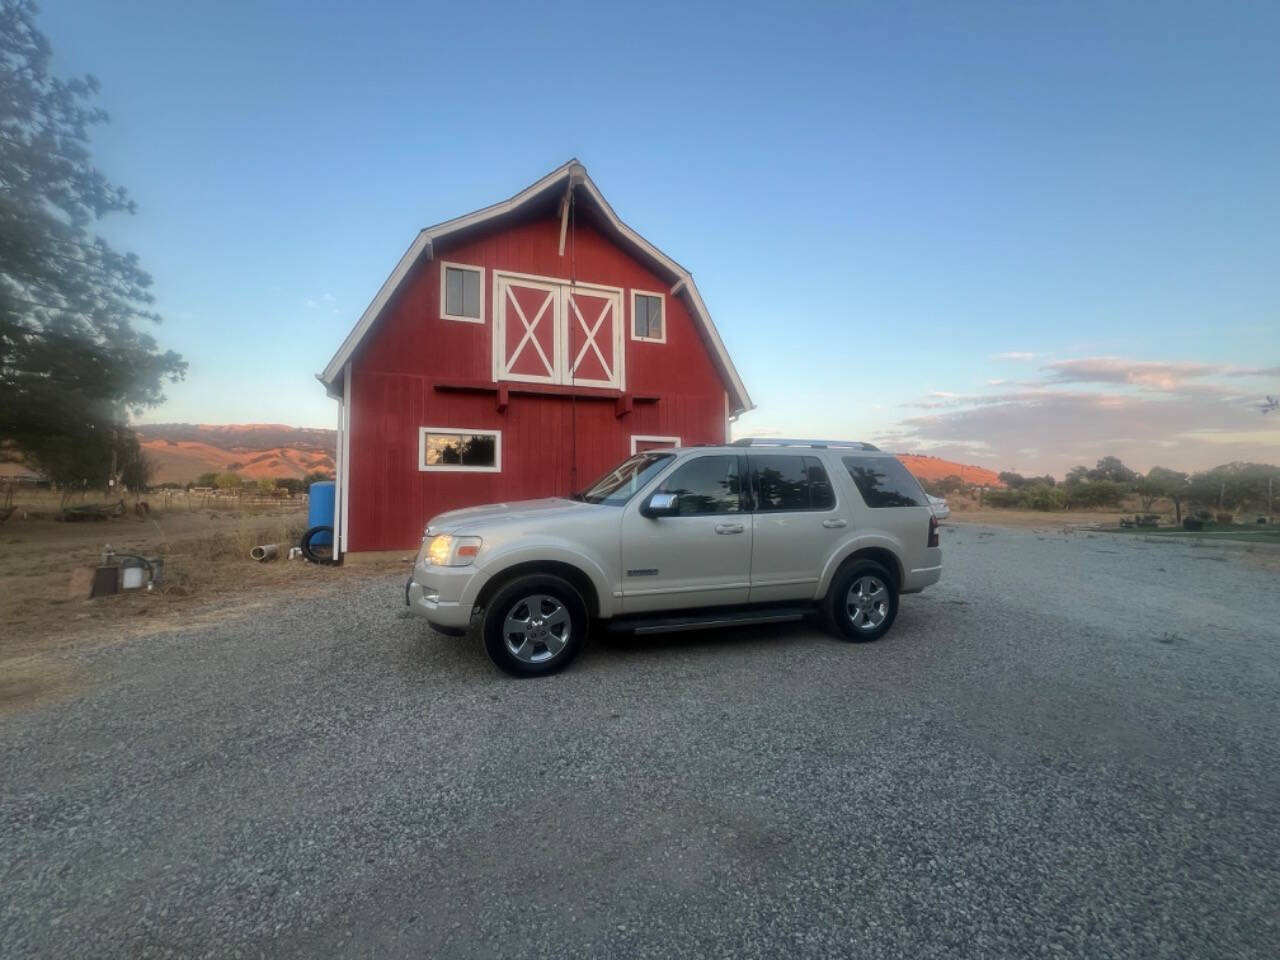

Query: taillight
left=928, top=515, right=940, bottom=548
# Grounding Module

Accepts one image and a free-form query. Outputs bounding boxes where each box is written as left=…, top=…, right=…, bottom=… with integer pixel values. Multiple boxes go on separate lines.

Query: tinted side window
left=754, top=456, right=811, bottom=511
left=659, top=456, right=742, bottom=515
left=805, top=456, right=836, bottom=509
left=843, top=456, right=926, bottom=508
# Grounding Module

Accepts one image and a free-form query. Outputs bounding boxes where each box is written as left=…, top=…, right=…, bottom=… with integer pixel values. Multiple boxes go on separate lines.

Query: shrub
left=1024, top=484, right=1066, bottom=511
left=983, top=489, right=1024, bottom=509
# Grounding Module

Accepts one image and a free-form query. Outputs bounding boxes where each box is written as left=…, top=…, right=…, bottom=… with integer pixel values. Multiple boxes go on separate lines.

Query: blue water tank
left=308, top=481, right=335, bottom=545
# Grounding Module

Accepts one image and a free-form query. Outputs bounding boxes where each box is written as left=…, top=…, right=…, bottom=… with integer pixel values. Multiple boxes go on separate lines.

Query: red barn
left=319, top=160, right=752, bottom=558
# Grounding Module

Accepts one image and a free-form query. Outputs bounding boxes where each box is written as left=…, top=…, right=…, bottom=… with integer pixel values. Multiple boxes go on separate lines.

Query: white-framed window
left=419, top=427, right=501, bottom=472
left=631, top=289, right=665, bottom=343
left=440, top=262, right=485, bottom=323
left=630, top=434, right=681, bottom=454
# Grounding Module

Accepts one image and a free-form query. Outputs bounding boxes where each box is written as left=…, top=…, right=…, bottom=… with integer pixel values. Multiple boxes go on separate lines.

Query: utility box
left=89, top=546, right=164, bottom=598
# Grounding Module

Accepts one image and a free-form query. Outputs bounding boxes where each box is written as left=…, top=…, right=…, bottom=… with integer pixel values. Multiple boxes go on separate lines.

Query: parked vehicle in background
left=928, top=495, right=951, bottom=519
left=407, top=439, right=942, bottom=676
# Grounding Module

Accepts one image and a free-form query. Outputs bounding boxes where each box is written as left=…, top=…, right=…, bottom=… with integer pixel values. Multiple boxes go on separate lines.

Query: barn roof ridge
left=318, top=160, right=753, bottom=415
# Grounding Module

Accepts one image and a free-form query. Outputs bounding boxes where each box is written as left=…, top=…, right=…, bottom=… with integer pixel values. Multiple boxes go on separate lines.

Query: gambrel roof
left=319, top=159, right=752, bottom=414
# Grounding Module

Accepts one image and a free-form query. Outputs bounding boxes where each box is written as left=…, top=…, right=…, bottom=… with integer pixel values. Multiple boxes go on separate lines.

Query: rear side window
left=806, top=456, right=835, bottom=509
left=843, top=456, right=926, bottom=508
left=753, top=455, right=837, bottom=511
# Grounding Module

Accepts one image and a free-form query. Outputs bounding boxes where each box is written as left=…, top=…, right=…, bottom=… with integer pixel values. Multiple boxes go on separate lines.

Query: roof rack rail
left=729, top=438, right=880, bottom=451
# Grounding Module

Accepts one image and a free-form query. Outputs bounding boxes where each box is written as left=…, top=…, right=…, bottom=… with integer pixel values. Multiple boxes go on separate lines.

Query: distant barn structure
left=319, top=160, right=752, bottom=556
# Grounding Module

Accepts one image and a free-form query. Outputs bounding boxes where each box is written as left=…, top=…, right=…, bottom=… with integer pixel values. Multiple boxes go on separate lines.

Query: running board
left=609, top=606, right=814, bottom=636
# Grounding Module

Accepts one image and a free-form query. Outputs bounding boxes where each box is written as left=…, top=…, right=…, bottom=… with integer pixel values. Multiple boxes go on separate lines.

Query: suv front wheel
left=481, top=573, right=587, bottom=677
left=823, top=560, right=899, bottom=643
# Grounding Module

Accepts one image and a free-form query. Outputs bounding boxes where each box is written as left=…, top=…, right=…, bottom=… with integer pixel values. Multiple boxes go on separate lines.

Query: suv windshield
left=578, top=452, right=675, bottom=505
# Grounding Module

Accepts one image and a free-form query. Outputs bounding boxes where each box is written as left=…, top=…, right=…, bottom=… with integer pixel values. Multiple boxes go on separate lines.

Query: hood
left=425, top=497, right=600, bottom=534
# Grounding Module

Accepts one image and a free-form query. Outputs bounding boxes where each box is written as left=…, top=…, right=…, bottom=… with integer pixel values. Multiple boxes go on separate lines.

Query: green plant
left=1024, top=484, right=1066, bottom=511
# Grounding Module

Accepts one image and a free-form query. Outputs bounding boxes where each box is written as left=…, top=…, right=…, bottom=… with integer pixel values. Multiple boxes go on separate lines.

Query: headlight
left=424, top=534, right=482, bottom=566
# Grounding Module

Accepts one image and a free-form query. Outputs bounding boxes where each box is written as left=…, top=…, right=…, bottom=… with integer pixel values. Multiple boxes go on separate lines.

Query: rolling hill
left=131, top=423, right=1002, bottom=489
left=135, top=424, right=336, bottom=484
left=896, top=454, right=1003, bottom=488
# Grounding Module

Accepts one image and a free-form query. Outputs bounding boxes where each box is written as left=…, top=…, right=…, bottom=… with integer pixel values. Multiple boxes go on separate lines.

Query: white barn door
left=494, top=272, right=624, bottom=389
left=563, top=286, right=623, bottom=389
left=495, top=275, right=562, bottom=384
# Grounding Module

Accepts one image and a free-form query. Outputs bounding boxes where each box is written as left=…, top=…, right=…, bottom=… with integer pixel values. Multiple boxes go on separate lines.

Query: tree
left=1188, top=462, right=1280, bottom=513
left=303, top=470, right=334, bottom=487
left=0, top=1, right=184, bottom=485
left=1090, top=456, right=1137, bottom=485
left=1141, top=466, right=1189, bottom=523
left=998, top=471, right=1027, bottom=489
left=195, top=472, right=219, bottom=488
left=214, top=472, right=243, bottom=490
left=1062, top=458, right=1132, bottom=509
left=116, top=432, right=154, bottom=493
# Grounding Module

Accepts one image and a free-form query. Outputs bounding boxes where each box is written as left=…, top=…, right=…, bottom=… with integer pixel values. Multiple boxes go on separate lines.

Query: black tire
left=300, top=525, right=337, bottom=565
left=822, top=559, right=898, bottom=643
left=481, top=574, right=587, bottom=677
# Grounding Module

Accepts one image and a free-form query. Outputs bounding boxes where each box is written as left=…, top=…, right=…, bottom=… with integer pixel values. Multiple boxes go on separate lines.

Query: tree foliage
left=1138, top=466, right=1189, bottom=520
left=1186, top=462, right=1279, bottom=512
left=1060, top=458, right=1132, bottom=508
left=999, top=471, right=1056, bottom=490
left=975, top=453, right=1276, bottom=518
left=0, top=0, right=184, bottom=482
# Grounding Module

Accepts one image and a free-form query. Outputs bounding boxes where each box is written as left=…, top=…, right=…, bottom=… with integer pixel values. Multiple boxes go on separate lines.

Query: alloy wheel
left=845, top=575, right=889, bottom=632
left=503, top=594, right=572, bottom=663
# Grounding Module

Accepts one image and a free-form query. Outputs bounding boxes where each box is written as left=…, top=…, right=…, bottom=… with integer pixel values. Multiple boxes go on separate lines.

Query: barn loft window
left=631, top=291, right=665, bottom=343
left=419, top=427, right=501, bottom=472
left=440, top=262, right=484, bottom=323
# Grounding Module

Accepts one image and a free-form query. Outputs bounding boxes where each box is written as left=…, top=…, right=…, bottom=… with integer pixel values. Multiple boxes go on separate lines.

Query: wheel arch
left=473, top=560, right=603, bottom=619
left=819, top=541, right=905, bottom=596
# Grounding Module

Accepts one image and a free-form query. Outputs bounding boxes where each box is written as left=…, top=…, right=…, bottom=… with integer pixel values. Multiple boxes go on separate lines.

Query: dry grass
left=0, top=499, right=404, bottom=714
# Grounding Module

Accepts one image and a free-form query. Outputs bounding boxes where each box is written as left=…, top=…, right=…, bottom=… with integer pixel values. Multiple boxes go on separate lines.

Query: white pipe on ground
left=250, top=543, right=280, bottom=562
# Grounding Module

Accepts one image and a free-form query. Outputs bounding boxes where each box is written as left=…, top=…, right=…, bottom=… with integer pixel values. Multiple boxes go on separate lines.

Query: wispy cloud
left=989, top=351, right=1039, bottom=362
left=892, top=389, right=1278, bottom=472
left=1040, top=356, right=1225, bottom=391
left=885, top=354, right=1280, bottom=473
left=305, top=292, right=337, bottom=311
left=1229, top=365, right=1280, bottom=378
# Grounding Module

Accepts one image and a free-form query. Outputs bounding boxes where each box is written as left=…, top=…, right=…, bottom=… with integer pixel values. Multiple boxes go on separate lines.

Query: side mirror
left=641, top=491, right=679, bottom=518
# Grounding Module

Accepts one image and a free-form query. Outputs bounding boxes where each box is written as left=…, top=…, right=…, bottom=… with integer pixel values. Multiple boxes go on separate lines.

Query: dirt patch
left=946, top=507, right=1125, bottom=531
left=0, top=499, right=408, bottom=713
left=0, top=658, right=81, bottom=716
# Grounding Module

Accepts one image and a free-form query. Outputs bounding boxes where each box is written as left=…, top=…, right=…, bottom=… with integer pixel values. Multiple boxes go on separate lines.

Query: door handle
left=822, top=519, right=848, bottom=529
left=714, top=522, right=745, bottom=535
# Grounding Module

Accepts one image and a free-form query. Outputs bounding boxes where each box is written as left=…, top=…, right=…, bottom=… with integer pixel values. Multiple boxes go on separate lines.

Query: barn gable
left=322, top=161, right=752, bottom=554
left=319, top=160, right=751, bottom=415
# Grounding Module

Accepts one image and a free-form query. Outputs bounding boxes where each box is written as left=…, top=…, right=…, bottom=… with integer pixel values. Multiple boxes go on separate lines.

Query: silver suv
left=407, top=439, right=942, bottom=676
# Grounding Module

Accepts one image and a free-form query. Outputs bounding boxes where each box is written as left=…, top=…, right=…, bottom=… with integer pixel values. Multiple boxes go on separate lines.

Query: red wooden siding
left=347, top=217, right=730, bottom=552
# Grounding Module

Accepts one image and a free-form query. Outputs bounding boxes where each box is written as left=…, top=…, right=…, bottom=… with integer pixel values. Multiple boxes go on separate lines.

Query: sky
left=37, top=0, right=1280, bottom=476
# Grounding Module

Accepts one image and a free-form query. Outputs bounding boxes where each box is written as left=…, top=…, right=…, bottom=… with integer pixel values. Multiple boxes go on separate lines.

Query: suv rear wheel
left=823, top=559, right=898, bottom=643
left=481, top=573, right=587, bottom=677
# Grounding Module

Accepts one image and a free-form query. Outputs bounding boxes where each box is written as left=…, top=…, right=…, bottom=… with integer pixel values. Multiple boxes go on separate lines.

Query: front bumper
left=405, top=562, right=480, bottom=629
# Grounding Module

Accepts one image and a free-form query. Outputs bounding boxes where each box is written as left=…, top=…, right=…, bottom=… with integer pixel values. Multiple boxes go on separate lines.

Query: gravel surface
left=3, top=526, right=1278, bottom=958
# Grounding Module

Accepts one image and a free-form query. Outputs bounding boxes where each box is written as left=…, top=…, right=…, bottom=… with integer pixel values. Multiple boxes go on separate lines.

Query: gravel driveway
left=3, top=526, right=1278, bottom=958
